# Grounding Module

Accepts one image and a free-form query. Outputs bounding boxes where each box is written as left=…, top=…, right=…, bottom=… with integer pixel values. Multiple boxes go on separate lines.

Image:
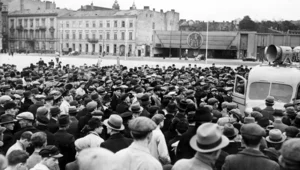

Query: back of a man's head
left=31, top=132, right=47, bottom=149
left=78, top=148, right=115, bottom=170
left=20, top=131, right=32, bottom=141
left=7, top=150, right=28, bottom=166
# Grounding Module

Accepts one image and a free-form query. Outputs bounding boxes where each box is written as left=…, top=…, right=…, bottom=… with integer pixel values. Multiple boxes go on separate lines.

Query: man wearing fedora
left=101, top=114, right=132, bottom=153
left=54, top=115, right=76, bottom=170
left=114, top=117, right=162, bottom=170
left=222, top=123, right=280, bottom=170
left=261, top=96, right=275, bottom=122
left=173, top=123, right=229, bottom=170
left=14, top=111, right=38, bottom=140
left=0, top=114, right=17, bottom=154
left=264, top=129, right=287, bottom=162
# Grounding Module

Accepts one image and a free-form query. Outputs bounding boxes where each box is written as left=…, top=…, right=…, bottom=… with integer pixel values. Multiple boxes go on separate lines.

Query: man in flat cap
left=222, top=123, right=279, bottom=170
left=31, top=145, right=63, bottom=170
left=114, top=117, right=162, bottom=170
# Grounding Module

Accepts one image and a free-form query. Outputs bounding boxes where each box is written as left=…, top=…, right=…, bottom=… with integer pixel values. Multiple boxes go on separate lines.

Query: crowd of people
left=0, top=59, right=298, bottom=170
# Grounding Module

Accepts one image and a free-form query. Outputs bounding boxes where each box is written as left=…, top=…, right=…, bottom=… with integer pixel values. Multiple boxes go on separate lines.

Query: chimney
left=160, top=9, right=163, bottom=13
left=153, top=8, right=155, bottom=11
left=144, top=6, right=149, bottom=10
left=171, top=9, right=175, bottom=12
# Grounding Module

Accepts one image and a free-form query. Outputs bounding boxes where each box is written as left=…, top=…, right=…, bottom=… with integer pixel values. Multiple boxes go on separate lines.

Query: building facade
left=58, top=7, right=179, bottom=57
left=7, top=9, right=70, bottom=53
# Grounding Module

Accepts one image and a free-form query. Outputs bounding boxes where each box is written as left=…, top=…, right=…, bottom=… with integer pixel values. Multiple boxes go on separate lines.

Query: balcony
left=16, top=25, right=23, bottom=31
left=9, top=27, right=15, bottom=32
left=87, top=38, right=99, bottom=43
left=39, top=26, right=47, bottom=30
left=49, top=26, right=55, bottom=33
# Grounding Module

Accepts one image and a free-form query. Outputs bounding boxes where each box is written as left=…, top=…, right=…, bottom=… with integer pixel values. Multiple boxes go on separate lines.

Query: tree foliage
left=239, top=16, right=257, bottom=31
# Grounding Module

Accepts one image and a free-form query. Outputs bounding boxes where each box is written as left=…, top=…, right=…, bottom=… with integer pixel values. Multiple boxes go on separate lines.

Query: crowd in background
left=0, top=59, right=298, bottom=170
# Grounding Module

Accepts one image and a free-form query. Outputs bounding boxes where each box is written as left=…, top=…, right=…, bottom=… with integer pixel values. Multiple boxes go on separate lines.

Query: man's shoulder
left=173, top=159, right=191, bottom=169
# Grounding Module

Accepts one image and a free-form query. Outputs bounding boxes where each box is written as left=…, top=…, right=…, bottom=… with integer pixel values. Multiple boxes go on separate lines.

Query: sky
left=55, top=0, right=300, bottom=22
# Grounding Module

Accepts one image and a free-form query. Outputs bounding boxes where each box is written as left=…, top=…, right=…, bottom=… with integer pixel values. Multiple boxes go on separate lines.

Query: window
left=99, top=21, right=103, bottom=28
left=24, top=30, right=28, bottom=38
left=79, top=21, right=82, bottom=28
left=106, top=45, right=109, bottom=53
left=30, top=19, right=33, bottom=28
left=36, top=19, right=39, bottom=27
left=86, top=21, right=89, bottom=28
left=50, top=18, right=54, bottom=27
left=92, top=21, right=96, bottom=28
left=114, top=44, right=117, bottom=54
left=66, top=43, right=69, bottom=48
left=24, top=19, right=28, bottom=28
left=35, top=31, right=39, bottom=38
left=122, top=21, right=125, bottom=27
left=114, top=32, right=117, bottom=40
left=86, top=44, right=88, bottom=52
left=152, top=22, right=155, bottom=29
left=42, top=18, right=45, bottom=27
left=50, top=42, right=54, bottom=50
left=79, top=32, right=82, bottom=39
left=66, top=33, right=69, bottom=39
left=129, top=21, right=133, bottom=28
left=249, top=82, right=293, bottom=103
left=106, top=32, right=110, bottom=40
left=10, top=19, right=14, bottom=28
left=30, top=31, right=33, bottom=39
left=114, top=20, right=118, bottom=27
left=129, top=32, right=133, bottom=40
left=73, top=32, right=76, bottom=39
left=66, top=21, right=69, bottom=28
left=86, top=34, right=89, bottom=39
left=79, top=44, right=82, bottom=52
left=92, top=34, right=96, bottom=39
left=41, top=31, right=46, bottom=38
left=99, top=45, right=102, bottom=53
left=18, top=19, right=22, bottom=26
left=106, top=21, right=110, bottom=28
left=50, top=32, right=54, bottom=39
left=99, top=33, right=103, bottom=40
left=121, top=32, right=125, bottom=40
left=72, top=21, right=76, bottom=27
left=129, top=44, right=132, bottom=54
left=72, top=44, right=75, bottom=51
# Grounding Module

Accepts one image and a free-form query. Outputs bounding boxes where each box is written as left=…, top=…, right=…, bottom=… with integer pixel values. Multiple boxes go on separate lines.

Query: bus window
left=235, top=77, right=246, bottom=95
left=249, top=82, right=270, bottom=100
left=270, top=83, right=292, bottom=103
left=297, top=86, right=300, bottom=100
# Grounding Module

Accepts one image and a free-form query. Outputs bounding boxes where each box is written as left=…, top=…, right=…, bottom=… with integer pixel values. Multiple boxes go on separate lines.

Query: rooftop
left=9, top=9, right=73, bottom=17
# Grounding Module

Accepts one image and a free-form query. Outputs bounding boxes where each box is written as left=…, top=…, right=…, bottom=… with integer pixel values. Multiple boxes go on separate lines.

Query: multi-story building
left=8, top=9, right=71, bottom=53
left=58, top=5, right=179, bottom=57
left=1, top=0, right=9, bottom=52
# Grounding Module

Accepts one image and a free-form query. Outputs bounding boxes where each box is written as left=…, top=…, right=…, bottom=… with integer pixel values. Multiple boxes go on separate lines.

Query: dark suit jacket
left=65, top=160, right=79, bottom=170
left=78, top=112, right=92, bottom=137
left=262, top=106, right=275, bottom=122
left=76, top=108, right=88, bottom=121
left=67, top=116, right=79, bottom=139
left=111, top=94, right=121, bottom=111
left=222, top=148, right=280, bottom=170
left=14, top=126, right=39, bottom=141
left=176, top=125, right=196, bottom=160
left=116, top=102, right=129, bottom=114
left=48, top=118, right=59, bottom=134
left=222, top=141, right=242, bottom=155
left=54, top=129, right=76, bottom=170
left=100, top=133, right=132, bottom=153
left=28, top=102, right=44, bottom=118
left=36, top=125, right=57, bottom=146
left=1, top=130, right=14, bottom=154
left=162, top=114, right=174, bottom=133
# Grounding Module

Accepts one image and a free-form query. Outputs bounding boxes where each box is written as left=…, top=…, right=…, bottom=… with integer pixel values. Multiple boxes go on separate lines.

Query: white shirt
left=60, top=100, right=70, bottom=115
left=81, top=132, right=104, bottom=148
left=6, top=140, right=24, bottom=157
left=76, top=87, right=86, bottom=96
left=30, top=163, right=50, bottom=170
left=148, top=126, right=170, bottom=164
left=113, top=142, right=162, bottom=170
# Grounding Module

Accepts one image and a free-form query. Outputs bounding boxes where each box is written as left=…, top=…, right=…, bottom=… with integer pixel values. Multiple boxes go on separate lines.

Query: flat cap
left=241, top=123, right=266, bottom=137
left=16, top=112, right=34, bottom=121
left=129, top=117, right=157, bottom=135
left=86, top=101, right=98, bottom=112
left=151, top=114, right=165, bottom=125
left=208, top=98, right=219, bottom=105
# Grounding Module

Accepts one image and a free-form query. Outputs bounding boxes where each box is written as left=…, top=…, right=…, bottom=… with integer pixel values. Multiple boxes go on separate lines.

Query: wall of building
left=3, top=0, right=56, bottom=12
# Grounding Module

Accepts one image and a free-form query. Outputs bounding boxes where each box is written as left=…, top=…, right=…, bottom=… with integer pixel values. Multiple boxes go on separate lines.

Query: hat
left=241, top=123, right=266, bottom=137
left=252, top=107, right=262, bottom=113
left=86, top=101, right=98, bottom=112
left=0, top=114, right=17, bottom=125
left=91, top=93, right=99, bottom=100
left=295, top=99, right=300, bottom=105
left=70, top=100, right=79, bottom=107
left=129, top=117, right=157, bottom=135
left=176, top=120, right=189, bottom=134
left=286, top=107, right=296, bottom=116
left=58, top=115, right=70, bottom=127
left=129, top=103, right=144, bottom=113
left=280, top=139, right=300, bottom=167
left=208, top=98, right=219, bottom=105
left=69, top=106, right=78, bottom=115
left=217, top=117, right=235, bottom=127
left=190, top=123, right=229, bottom=153
left=36, top=107, right=49, bottom=117
left=257, top=117, right=270, bottom=128
left=148, top=106, right=159, bottom=115
left=140, top=94, right=150, bottom=102
left=177, top=99, right=188, bottom=112
left=45, top=95, right=54, bottom=101
left=4, top=101, right=17, bottom=110
left=250, top=111, right=263, bottom=120
left=16, top=112, right=34, bottom=121
left=166, top=102, right=178, bottom=113
left=92, top=110, right=103, bottom=117
left=151, top=114, right=165, bottom=125
left=273, top=109, right=284, bottom=117
left=185, top=90, right=194, bottom=96
left=223, top=123, right=239, bottom=138
left=284, top=126, right=299, bottom=138
left=265, top=96, right=275, bottom=105
left=229, top=109, right=242, bottom=121
left=227, top=103, right=237, bottom=110
left=120, top=112, right=133, bottom=119
left=195, top=107, right=213, bottom=123
left=120, top=94, right=129, bottom=101
left=35, top=95, right=46, bottom=99
left=104, top=114, right=125, bottom=131
left=97, top=87, right=106, bottom=95
left=244, top=117, right=255, bottom=124
left=266, top=129, right=287, bottom=143
left=50, top=107, right=60, bottom=117
left=39, top=145, right=63, bottom=158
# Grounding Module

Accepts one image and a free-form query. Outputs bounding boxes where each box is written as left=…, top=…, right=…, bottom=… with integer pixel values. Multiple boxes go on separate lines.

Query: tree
left=239, top=16, right=257, bottom=31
